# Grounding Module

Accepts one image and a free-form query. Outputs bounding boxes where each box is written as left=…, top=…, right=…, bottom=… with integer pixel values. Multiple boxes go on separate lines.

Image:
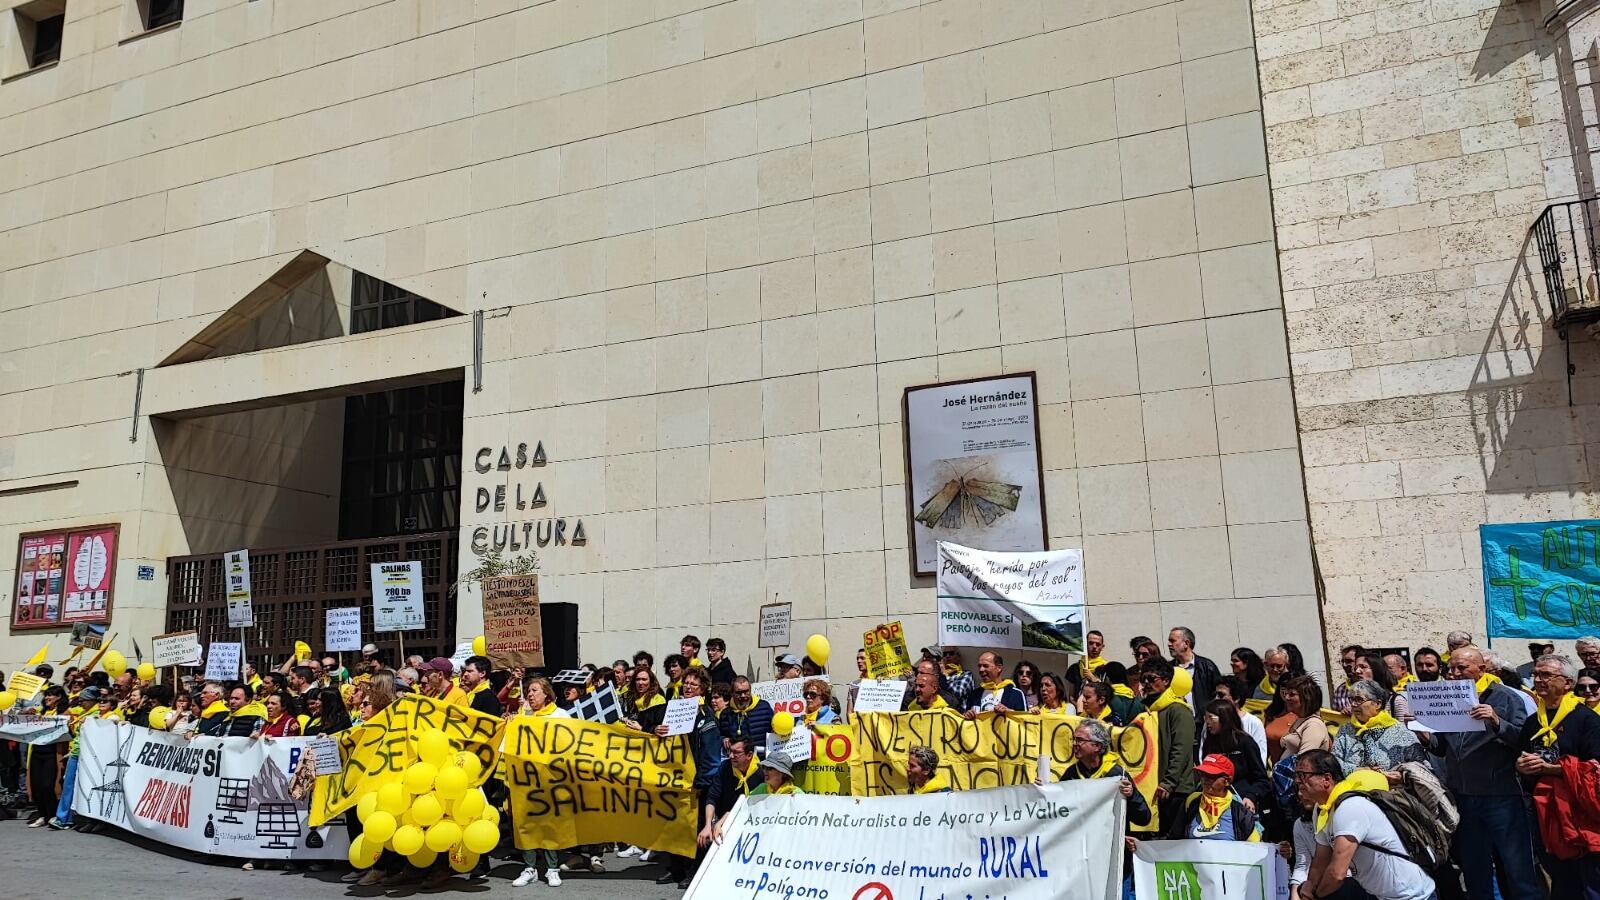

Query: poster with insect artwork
left=902, top=373, right=1047, bottom=577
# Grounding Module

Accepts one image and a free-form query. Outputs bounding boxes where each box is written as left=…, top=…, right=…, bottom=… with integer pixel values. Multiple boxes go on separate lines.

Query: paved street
left=0, top=819, right=690, bottom=900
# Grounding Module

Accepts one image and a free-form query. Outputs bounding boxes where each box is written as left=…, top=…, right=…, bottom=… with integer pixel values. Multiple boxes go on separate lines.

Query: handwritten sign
left=324, top=607, right=362, bottom=652
left=1483, top=520, right=1600, bottom=638
left=307, top=735, right=344, bottom=776
left=852, top=679, right=909, bottom=714
left=936, top=541, right=1086, bottom=652
left=766, top=722, right=814, bottom=762
left=759, top=602, right=791, bottom=649
left=863, top=620, right=912, bottom=679
left=1405, top=679, right=1484, bottom=733
left=481, top=574, right=544, bottom=668
left=204, top=642, right=243, bottom=682
left=370, top=561, right=423, bottom=632
left=7, top=671, right=45, bottom=700
left=152, top=630, right=201, bottom=668
left=750, top=676, right=828, bottom=715
left=662, top=698, right=699, bottom=736
left=224, top=549, right=253, bottom=628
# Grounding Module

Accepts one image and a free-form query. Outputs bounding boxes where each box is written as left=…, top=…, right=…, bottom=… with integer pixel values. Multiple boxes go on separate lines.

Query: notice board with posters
left=482, top=574, right=545, bottom=668
left=12, top=525, right=119, bottom=630
left=903, top=373, right=1047, bottom=577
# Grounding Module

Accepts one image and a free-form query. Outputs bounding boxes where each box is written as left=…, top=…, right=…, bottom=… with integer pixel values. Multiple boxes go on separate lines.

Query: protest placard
left=481, top=574, right=544, bottom=668
left=151, top=630, right=201, bottom=668
left=306, top=736, right=344, bottom=776
left=309, top=694, right=505, bottom=826
left=936, top=541, right=1086, bottom=652
left=0, top=713, right=71, bottom=744
left=758, top=602, right=791, bottom=649
left=767, top=723, right=814, bottom=761
left=662, top=698, right=699, bottom=736
left=685, top=779, right=1122, bottom=900
left=370, top=560, right=424, bottom=632
left=324, top=608, right=362, bottom=653
left=853, top=679, right=909, bottom=713
left=204, top=642, right=243, bottom=682
left=863, top=620, right=913, bottom=679
left=1133, top=839, right=1290, bottom=900
left=504, top=716, right=697, bottom=857
left=74, top=718, right=346, bottom=860
left=749, top=676, right=827, bottom=714
left=224, top=549, right=253, bottom=628
left=8, top=670, right=45, bottom=700
left=1406, top=679, right=1484, bottom=733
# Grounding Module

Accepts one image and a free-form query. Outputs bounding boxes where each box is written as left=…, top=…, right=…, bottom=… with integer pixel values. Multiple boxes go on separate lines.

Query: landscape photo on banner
left=503, top=715, right=698, bottom=857
left=685, top=778, right=1122, bottom=900
left=936, top=541, right=1086, bottom=652
left=72, top=718, right=347, bottom=860
left=1132, top=839, right=1289, bottom=900
left=1481, top=520, right=1600, bottom=638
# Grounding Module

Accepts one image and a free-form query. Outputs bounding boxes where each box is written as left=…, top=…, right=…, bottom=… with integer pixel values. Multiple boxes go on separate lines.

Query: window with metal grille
left=144, top=0, right=181, bottom=29
left=339, top=381, right=463, bottom=541
left=350, top=271, right=454, bottom=335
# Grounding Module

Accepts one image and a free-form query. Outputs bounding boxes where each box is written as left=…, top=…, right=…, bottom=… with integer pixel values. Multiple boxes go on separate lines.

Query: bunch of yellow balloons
left=345, top=728, right=500, bottom=873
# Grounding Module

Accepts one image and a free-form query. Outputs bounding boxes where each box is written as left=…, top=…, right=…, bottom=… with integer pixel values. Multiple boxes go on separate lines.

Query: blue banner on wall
left=1481, top=520, right=1600, bottom=638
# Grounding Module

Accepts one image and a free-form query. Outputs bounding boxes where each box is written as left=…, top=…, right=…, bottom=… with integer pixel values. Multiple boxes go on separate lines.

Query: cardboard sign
left=224, top=549, right=254, bottom=628
left=862, top=620, right=913, bottom=679
left=371, top=561, right=424, bottom=632
left=7, top=671, right=45, bottom=700
left=204, top=642, right=243, bottom=682
left=759, top=602, right=791, bottom=648
left=853, top=679, right=909, bottom=713
left=324, top=607, right=362, bottom=652
left=307, top=735, right=344, bottom=776
left=152, top=630, right=202, bottom=668
left=1406, top=679, right=1485, bottom=733
left=662, top=698, right=699, bottom=736
left=481, top=574, right=544, bottom=668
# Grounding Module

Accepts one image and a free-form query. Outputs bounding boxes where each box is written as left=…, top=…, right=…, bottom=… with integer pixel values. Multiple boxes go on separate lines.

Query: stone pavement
left=0, top=818, right=690, bottom=900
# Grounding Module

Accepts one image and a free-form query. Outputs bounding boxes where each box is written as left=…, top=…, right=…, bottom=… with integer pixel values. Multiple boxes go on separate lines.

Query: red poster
left=12, top=525, right=117, bottom=630
left=62, top=526, right=117, bottom=624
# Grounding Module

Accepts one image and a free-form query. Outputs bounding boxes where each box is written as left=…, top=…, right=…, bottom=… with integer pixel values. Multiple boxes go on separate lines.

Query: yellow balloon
left=391, top=823, right=424, bottom=856
left=407, top=848, right=438, bottom=868
left=435, top=764, right=469, bottom=801
left=1168, top=665, right=1192, bottom=701
left=356, top=791, right=380, bottom=823
left=462, top=818, right=498, bottom=855
left=147, top=706, right=171, bottom=731
left=411, top=793, right=444, bottom=827
left=418, top=729, right=452, bottom=766
left=472, top=636, right=487, bottom=656
left=347, top=834, right=382, bottom=868
left=451, top=750, right=483, bottom=779
left=295, top=640, right=311, bottom=661
left=425, top=820, right=462, bottom=853
left=136, top=662, right=156, bottom=683
left=0, top=691, right=14, bottom=711
left=398, top=807, right=417, bottom=828
left=364, top=810, right=397, bottom=844
left=402, top=761, right=438, bottom=795
left=377, top=782, right=408, bottom=816
left=479, top=804, right=500, bottom=826
left=102, top=651, right=128, bottom=678
left=805, top=634, right=831, bottom=667
left=452, top=790, right=485, bottom=821
left=771, top=710, right=795, bottom=737
left=449, top=849, right=480, bottom=873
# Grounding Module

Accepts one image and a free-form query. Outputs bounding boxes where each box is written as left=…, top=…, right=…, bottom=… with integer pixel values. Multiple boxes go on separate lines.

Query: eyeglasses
left=1071, top=737, right=1100, bottom=746
left=1577, top=683, right=1600, bottom=694
left=1290, top=770, right=1323, bottom=781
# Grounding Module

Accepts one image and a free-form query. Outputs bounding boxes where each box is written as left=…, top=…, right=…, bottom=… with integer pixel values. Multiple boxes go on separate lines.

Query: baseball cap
left=420, top=657, right=454, bottom=675
left=1195, top=754, right=1234, bottom=778
left=361, top=643, right=378, bottom=655
left=775, top=653, right=801, bottom=668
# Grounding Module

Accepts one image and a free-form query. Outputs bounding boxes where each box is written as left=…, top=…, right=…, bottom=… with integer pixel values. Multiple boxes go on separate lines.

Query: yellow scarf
left=773, top=783, right=800, bottom=795
left=1257, top=676, right=1277, bottom=697
left=1394, top=673, right=1416, bottom=692
left=230, top=701, right=267, bottom=719
left=914, top=773, right=951, bottom=794
left=1317, top=770, right=1389, bottom=831
left=529, top=703, right=559, bottom=717
left=733, top=757, right=760, bottom=794
left=1092, top=704, right=1111, bottom=721
left=1071, top=752, right=1119, bottom=780
left=803, top=708, right=822, bottom=724
left=636, top=692, right=665, bottom=710
left=1081, top=656, right=1108, bottom=680
left=1197, top=793, right=1229, bottom=833
left=909, top=693, right=948, bottom=711
left=1532, top=693, right=1581, bottom=748
left=1350, top=710, right=1398, bottom=736
left=1474, top=672, right=1501, bottom=695
left=1112, top=683, right=1135, bottom=699
left=981, top=678, right=1015, bottom=691
left=1146, top=687, right=1187, bottom=713
left=731, top=693, right=762, bottom=713
left=942, top=663, right=965, bottom=677
left=202, top=699, right=230, bottom=718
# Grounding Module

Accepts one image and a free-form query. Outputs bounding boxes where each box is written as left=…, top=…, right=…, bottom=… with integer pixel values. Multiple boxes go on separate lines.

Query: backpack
left=1332, top=788, right=1453, bottom=874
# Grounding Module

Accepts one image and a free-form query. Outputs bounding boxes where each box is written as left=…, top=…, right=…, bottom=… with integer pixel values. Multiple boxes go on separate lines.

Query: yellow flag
left=56, top=646, right=85, bottom=666
left=24, top=644, right=48, bottom=666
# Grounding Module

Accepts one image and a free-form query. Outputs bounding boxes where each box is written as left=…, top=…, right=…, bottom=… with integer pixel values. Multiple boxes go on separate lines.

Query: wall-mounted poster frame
left=11, top=524, right=119, bottom=631
left=902, top=373, right=1048, bottom=578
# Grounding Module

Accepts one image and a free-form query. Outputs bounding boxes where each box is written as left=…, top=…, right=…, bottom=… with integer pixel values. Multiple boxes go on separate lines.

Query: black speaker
left=539, top=602, right=579, bottom=673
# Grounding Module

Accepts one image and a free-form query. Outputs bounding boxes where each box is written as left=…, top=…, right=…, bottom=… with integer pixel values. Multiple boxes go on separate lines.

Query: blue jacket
left=963, top=684, right=1028, bottom=713
left=689, top=709, right=725, bottom=793
left=718, top=698, right=774, bottom=741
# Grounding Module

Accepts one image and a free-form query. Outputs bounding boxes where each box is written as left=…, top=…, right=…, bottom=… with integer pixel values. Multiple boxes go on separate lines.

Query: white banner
left=72, top=718, right=346, bottom=859
left=371, top=561, right=424, bottom=632
left=225, top=549, right=254, bottom=628
left=0, top=713, right=70, bottom=744
left=324, top=607, right=362, bottom=652
left=936, top=541, right=1086, bottom=653
left=1133, top=839, right=1289, bottom=900
left=686, top=779, right=1122, bottom=900
left=750, top=675, right=828, bottom=715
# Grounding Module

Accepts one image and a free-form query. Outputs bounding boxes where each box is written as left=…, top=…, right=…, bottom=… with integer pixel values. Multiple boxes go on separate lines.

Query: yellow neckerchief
left=1394, top=673, right=1416, bottom=691
left=803, top=707, right=823, bottom=724
left=1197, top=792, right=1230, bottom=833
left=1317, top=769, right=1389, bottom=831
left=300, top=714, right=315, bottom=732
left=942, top=662, right=965, bottom=677
left=230, top=701, right=267, bottom=719
left=1112, top=683, right=1134, bottom=699
left=908, top=693, right=948, bottom=711
left=1147, top=686, right=1187, bottom=713
left=731, top=693, right=761, bottom=714
left=248, top=675, right=262, bottom=690
left=1532, top=692, right=1582, bottom=748
left=914, top=773, right=951, bottom=794
left=1257, top=676, right=1277, bottom=697
left=265, top=713, right=293, bottom=732
left=732, top=756, right=760, bottom=794
left=636, top=692, right=665, bottom=710
left=1038, top=700, right=1071, bottom=715
left=202, top=699, right=230, bottom=718
left=1081, top=656, right=1108, bottom=680
left=1070, top=751, right=1119, bottom=780
left=1351, top=709, right=1398, bottom=736
left=1475, top=672, right=1501, bottom=695
left=980, top=678, right=1015, bottom=692
left=667, top=679, right=683, bottom=699
left=465, top=681, right=489, bottom=699
left=773, top=783, right=799, bottom=795
left=528, top=702, right=559, bottom=717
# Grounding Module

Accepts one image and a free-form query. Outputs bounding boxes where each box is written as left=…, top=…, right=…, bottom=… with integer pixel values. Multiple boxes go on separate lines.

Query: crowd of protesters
left=2, top=628, right=1599, bottom=899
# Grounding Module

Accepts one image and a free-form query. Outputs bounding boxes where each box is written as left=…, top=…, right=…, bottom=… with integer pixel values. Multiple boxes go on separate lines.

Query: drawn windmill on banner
left=84, top=725, right=135, bottom=824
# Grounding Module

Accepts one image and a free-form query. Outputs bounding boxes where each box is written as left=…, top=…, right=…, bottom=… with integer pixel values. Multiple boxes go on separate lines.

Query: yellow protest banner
left=861, top=620, right=912, bottom=680
left=504, top=716, right=698, bottom=857
left=7, top=671, right=45, bottom=700
left=309, top=694, right=504, bottom=826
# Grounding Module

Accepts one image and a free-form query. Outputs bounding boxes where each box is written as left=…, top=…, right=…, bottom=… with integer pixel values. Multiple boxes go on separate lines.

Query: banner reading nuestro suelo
left=504, top=715, right=699, bottom=857
left=686, top=778, right=1123, bottom=900
left=72, top=718, right=348, bottom=859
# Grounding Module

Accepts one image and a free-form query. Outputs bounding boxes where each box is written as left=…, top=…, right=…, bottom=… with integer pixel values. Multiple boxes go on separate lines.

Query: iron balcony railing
left=1533, top=198, right=1600, bottom=328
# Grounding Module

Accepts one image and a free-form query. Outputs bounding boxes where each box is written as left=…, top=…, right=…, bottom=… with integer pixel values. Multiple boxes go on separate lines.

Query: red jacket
left=1532, top=755, right=1600, bottom=860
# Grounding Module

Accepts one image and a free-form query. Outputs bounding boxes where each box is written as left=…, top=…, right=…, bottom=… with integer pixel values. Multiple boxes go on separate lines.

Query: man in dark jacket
left=1424, top=647, right=1539, bottom=900
left=1169, top=627, right=1221, bottom=748
left=459, top=656, right=503, bottom=717
left=702, top=734, right=759, bottom=844
left=961, top=651, right=1027, bottom=716
left=705, top=638, right=737, bottom=686
left=718, top=677, right=773, bottom=745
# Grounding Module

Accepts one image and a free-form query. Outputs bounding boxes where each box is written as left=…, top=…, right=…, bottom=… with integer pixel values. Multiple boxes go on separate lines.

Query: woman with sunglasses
left=801, top=679, right=836, bottom=725
left=1578, top=668, right=1600, bottom=710
left=1012, top=661, right=1042, bottom=710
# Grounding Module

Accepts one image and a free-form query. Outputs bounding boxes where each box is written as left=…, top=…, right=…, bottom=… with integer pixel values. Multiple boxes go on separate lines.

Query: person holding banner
left=1033, top=672, right=1076, bottom=715
left=962, top=651, right=1027, bottom=716
left=1078, top=682, right=1127, bottom=725
left=512, top=676, right=570, bottom=888
left=195, top=682, right=231, bottom=737
left=257, top=691, right=301, bottom=738
left=1165, top=754, right=1263, bottom=842
left=703, top=735, right=759, bottom=847
left=1062, top=718, right=1148, bottom=900
left=25, top=685, right=68, bottom=828
left=304, top=687, right=350, bottom=735
left=660, top=667, right=723, bottom=890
